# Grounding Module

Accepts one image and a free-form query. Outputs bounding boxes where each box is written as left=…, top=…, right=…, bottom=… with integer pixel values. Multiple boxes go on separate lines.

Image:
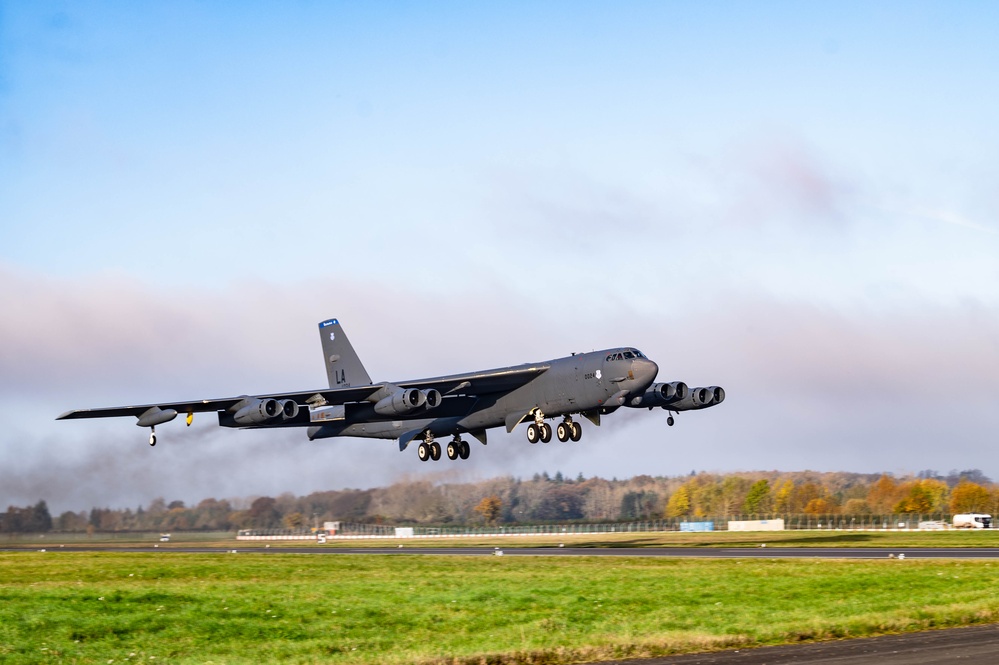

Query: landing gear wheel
left=458, top=440, right=470, bottom=460
left=556, top=423, right=570, bottom=442
left=418, top=442, right=431, bottom=461
left=527, top=423, right=540, bottom=444
left=447, top=442, right=458, bottom=460
left=148, top=431, right=157, bottom=447
left=569, top=422, right=582, bottom=441
left=540, top=423, right=552, bottom=443
left=430, top=441, right=442, bottom=461
left=667, top=415, right=675, bottom=427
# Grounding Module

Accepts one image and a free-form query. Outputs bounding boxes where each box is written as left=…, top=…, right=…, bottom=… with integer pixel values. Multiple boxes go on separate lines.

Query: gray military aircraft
left=59, top=318, right=725, bottom=461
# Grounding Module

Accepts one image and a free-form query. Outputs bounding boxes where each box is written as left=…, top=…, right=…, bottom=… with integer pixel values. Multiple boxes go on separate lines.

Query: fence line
left=235, top=513, right=973, bottom=540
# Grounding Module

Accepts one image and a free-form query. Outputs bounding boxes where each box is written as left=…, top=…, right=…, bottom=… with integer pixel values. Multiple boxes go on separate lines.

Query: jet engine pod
left=633, top=381, right=689, bottom=408
left=374, top=388, right=427, bottom=416
left=690, top=387, right=712, bottom=406
left=656, top=381, right=689, bottom=402
left=708, top=387, right=725, bottom=405
left=423, top=389, right=442, bottom=409
left=279, top=400, right=300, bottom=419
left=233, top=398, right=281, bottom=425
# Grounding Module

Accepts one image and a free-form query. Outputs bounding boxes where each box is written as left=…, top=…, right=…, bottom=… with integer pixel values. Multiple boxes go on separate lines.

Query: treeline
left=3, top=469, right=997, bottom=534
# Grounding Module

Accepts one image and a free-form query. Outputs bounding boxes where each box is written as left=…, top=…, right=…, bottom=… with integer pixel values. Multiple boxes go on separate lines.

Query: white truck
left=952, top=513, right=992, bottom=529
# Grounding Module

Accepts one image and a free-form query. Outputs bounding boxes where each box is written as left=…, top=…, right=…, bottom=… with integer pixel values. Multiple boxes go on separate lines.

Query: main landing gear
left=418, top=433, right=470, bottom=462
left=556, top=417, right=582, bottom=442
left=446, top=436, right=470, bottom=460
left=149, top=427, right=157, bottom=447
left=527, top=411, right=582, bottom=444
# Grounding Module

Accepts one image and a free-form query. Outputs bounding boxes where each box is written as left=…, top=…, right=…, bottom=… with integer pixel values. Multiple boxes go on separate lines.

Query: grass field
left=3, top=551, right=999, bottom=664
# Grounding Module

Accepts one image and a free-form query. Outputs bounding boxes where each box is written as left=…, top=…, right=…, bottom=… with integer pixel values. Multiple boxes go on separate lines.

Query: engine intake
left=374, top=388, right=427, bottom=416
left=233, top=398, right=280, bottom=425
left=279, top=400, right=300, bottom=420
left=423, top=389, right=442, bottom=409
left=630, top=381, right=689, bottom=408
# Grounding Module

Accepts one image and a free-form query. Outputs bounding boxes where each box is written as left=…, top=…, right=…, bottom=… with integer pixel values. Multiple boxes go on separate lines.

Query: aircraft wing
left=56, top=365, right=549, bottom=422
left=56, top=385, right=385, bottom=421
left=396, top=363, right=549, bottom=396
left=56, top=364, right=549, bottom=420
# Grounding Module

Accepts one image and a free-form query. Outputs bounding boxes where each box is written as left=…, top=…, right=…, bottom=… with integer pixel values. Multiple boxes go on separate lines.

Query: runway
left=605, top=624, right=999, bottom=664
left=9, top=545, right=999, bottom=559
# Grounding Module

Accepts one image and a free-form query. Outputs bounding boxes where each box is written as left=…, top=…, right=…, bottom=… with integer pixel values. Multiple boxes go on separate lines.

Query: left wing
left=57, top=363, right=550, bottom=424
left=56, top=385, right=385, bottom=422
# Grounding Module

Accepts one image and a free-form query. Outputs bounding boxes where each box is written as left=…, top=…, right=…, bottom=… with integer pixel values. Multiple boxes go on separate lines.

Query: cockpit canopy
left=605, top=348, right=646, bottom=362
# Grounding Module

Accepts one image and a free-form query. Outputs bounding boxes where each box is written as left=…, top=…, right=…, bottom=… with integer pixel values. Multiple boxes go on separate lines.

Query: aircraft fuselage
left=310, top=348, right=657, bottom=443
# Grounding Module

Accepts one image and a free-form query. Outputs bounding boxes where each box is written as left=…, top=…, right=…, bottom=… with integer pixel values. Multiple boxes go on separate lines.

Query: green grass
left=3, top=552, right=999, bottom=664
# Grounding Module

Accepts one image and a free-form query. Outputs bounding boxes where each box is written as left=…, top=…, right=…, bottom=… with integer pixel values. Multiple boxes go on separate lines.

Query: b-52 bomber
left=59, top=318, right=725, bottom=461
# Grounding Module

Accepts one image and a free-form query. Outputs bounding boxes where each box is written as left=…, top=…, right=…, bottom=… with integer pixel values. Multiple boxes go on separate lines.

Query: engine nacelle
left=669, top=386, right=726, bottom=411
left=629, top=381, right=688, bottom=408
left=374, top=388, right=427, bottom=416
left=691, top=387, right=711, bottom=406
left=233, top=398, right=280, bottom=425
left=279, top=400, right=300, bottom=420
left=423, top=389, right=442, bottom=409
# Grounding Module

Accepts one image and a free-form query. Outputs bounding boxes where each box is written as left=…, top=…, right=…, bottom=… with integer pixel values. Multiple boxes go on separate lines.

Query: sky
left=2, top=2, right=998, bottom=514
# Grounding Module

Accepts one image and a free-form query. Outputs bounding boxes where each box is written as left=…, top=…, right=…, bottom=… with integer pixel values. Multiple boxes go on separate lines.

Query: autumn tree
left=842, top=498, right=870, bottom=515
left=534, top=486, right=585, bottom=521
left=894, top=479, right=947, bottom=513
left=742, top=479, right=772, bottom=514
left=665, top=485, right=691, bottom=518
left=804, top=498, right=837, bottom=515
left=866, top=474, right=900, bottom=514
left=773, top=480, right=795, bottom=513
left=474, top=496, right=503, bottom=524
left=717, top=476, right=751, bottom=516
left=248, top=497, right=281, bottom=528
left=950, top=481, right=991, bottom=513
left=283, top=512, right=305, bottom=529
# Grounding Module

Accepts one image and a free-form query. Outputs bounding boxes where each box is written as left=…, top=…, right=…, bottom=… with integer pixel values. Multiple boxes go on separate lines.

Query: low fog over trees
left=3, top=469, right=998, bottom=533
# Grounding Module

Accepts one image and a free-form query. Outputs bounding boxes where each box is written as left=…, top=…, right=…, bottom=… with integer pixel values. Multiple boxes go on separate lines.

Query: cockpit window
left=607, top=350, right=645, bottom=361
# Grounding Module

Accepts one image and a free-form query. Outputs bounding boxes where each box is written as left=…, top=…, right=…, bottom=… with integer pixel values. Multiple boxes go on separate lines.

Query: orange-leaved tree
left=950, top=481, right=991, bottom=513
left=474, top=496, right=503, bottom=524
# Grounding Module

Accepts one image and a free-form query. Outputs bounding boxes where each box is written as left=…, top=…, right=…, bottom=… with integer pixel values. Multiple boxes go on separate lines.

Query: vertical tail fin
left=318, top=319, right=372, bottom=388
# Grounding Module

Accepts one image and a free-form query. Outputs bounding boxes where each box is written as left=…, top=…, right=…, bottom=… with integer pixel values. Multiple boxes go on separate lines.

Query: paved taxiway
left=9, top=545, right=999, bottom=559
left=604, top=624, right=999, bottom=664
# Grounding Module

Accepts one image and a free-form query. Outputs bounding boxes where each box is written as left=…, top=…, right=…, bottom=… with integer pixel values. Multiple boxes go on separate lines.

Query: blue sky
left=2, top=3, right=997, bottom=512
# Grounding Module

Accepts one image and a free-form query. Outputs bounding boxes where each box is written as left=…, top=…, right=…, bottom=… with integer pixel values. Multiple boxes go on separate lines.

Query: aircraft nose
left=633, top=357, right=658, bottom=386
